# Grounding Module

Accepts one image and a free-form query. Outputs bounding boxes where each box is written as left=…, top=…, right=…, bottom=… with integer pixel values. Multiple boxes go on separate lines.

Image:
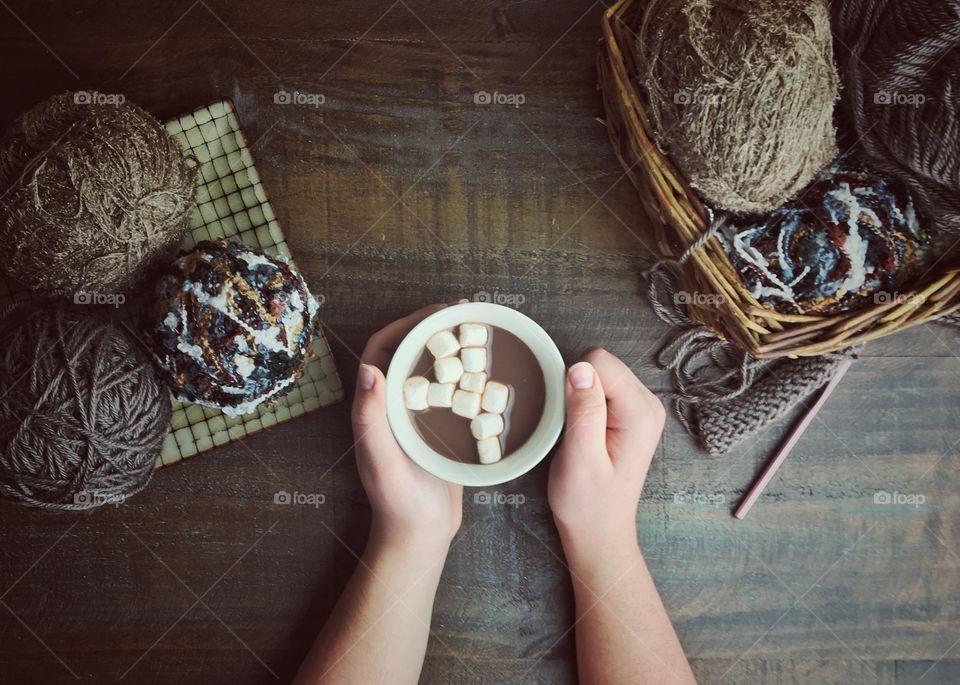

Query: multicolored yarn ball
left=834, top=0, right=960, bottom=236
left=0, top=91, right=197, bottom=296
left=637, top=0, right=839, bottom=214
left=0, top=301, right=171, bottom=510
left=721, top=161, right=929, bottom=315
left=143, top=239, right=320, bottom=416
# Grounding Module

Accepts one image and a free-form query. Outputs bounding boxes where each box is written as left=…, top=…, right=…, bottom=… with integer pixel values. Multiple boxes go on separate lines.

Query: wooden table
left=1, top=2, right=958, bottom=683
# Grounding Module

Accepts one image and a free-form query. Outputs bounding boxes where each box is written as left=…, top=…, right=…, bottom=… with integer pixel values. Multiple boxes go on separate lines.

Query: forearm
left=293, top=531, right=449, bottom=685
left=561, top=529, right=697, bottom=685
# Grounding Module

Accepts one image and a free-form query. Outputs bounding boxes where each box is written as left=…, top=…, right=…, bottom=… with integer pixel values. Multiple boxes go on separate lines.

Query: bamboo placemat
left=0, top=99, right=344, bottom=468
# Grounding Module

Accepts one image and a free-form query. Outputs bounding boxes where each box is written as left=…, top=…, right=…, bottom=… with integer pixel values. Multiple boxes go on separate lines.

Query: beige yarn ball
left=0, top=91, right=197, bottom=296
left=637, top=0, right=839, bottom=214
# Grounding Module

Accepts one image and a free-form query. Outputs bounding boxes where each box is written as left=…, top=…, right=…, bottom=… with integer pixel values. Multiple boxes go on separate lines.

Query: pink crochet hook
left=733, top=359, right=853, bottom=519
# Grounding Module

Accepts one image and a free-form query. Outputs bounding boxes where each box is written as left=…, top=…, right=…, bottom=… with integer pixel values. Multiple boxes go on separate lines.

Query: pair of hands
left=351, top=303, right=665, bottom=559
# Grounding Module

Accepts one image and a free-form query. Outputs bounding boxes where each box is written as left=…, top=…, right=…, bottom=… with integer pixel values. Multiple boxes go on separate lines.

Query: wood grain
left=0, top=1, right=958, bottom=683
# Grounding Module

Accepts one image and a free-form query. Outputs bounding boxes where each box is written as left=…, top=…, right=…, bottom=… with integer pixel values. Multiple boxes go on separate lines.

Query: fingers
left=581, top=349, right=643, bottom=427
left=561, top=361, right=610, bottom=464
left=351, top=364, right=400, bottom=461
left=581, top=347, right=666, bottom=461
left=361, top=303, right=447, bottom=370
left=355, top=301, right=470, bottom=458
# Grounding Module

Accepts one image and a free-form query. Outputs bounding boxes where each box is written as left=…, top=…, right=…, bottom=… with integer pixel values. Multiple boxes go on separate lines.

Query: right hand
left=352, top=304, right=464, bottom=555
left=547, top=348, right=665, bottom=554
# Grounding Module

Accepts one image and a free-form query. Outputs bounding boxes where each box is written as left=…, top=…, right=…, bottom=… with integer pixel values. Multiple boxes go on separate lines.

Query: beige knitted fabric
left=696, top=355, right=847, bottom=455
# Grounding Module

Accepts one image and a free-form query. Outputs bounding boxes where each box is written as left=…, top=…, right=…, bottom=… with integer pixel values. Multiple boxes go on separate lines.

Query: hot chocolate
left=404, top=324, right=546, bottom=464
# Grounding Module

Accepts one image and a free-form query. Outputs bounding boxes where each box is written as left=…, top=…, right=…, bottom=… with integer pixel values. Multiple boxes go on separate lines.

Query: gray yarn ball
left=0, top=301, right=171, bottom=510
left=834, top=0, right=960, bottom=235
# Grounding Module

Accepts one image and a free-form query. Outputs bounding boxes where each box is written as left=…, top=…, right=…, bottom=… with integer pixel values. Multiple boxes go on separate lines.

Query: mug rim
left=385, top=303, right=565, bottom=487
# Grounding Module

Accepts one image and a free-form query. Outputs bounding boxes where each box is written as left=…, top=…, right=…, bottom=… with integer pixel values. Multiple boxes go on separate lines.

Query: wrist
left=557, top=520, right=640, bottom=575
left=359, top=529, right=449, bottom=601
left=365, top=521, right=453, bottom=569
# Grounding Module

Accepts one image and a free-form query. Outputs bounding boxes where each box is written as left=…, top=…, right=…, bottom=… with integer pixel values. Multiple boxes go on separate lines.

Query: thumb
left=351, top=364, right=399, bottom=459
left=561, top=361, right=608, bottom=456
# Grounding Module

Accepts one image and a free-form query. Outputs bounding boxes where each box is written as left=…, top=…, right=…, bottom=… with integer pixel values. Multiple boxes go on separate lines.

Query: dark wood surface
left=1, top=1, right=958, bottom=683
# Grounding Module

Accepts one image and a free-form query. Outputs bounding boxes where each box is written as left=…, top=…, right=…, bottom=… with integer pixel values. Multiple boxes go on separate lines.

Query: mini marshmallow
left=451, top=389, right=482, bottom=418
left=470, top=413, right=504, bottom=440
left=434, top=357, right=464, bottom=384
left=427, top=383, right=455, bottom=407
left=477, top=437, right=502, bottom=464
left=427, top=330, right=460, bottom=358
left=459, top=323, right=488, bottom=347
left=481, top=381, right=509, bottom=414
left=404, top=376, right=429, bottom=411
left=459, top=371, right=487, bottom=394
left=461, top=347, right=487, bottom=373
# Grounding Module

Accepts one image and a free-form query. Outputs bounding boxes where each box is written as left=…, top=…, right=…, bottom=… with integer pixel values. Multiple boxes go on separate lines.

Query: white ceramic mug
left=386, top=303, right=566, bottom=487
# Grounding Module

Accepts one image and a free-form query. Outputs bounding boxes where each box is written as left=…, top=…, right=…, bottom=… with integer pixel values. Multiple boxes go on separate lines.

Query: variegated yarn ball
left=142, top=239, right=320, bottom=416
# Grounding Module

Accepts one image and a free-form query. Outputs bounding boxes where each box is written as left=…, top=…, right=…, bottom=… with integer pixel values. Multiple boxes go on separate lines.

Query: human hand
left=352, top=304, right=464, bottom=556
left=548, top=348, right=665, bottom=558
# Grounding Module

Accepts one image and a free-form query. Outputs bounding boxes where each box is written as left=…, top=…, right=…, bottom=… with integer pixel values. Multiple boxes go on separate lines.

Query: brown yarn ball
left=637, top=0, right=839, bottom=214
left=834, top=0, right=960, bottom=235
left=0, top=301, right=172, bottom=510
left=0, top=91, right=197, bottom=296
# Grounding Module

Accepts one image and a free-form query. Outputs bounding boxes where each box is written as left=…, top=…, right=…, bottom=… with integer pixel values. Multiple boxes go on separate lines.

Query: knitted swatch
left=697, top=354, right=849, bottom=455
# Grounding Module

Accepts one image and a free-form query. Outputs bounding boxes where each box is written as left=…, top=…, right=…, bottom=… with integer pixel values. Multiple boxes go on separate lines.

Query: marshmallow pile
left=403, top=323, right=511, bottom=464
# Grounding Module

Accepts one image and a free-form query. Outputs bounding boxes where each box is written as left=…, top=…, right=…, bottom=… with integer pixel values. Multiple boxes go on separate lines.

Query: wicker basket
left=598, top=0, right=960, bottom=359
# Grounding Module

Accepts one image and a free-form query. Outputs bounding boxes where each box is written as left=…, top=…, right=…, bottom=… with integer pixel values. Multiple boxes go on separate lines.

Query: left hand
left=352, top=304, right=464, bottom=554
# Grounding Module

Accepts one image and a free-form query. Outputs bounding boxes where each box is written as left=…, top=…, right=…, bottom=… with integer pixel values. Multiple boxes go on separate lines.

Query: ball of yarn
left=142, top=239, right=320, bottom=416
left=722, top=160, right=930, bottom=314
left=0, top=91, right=197, bottom=296
left=637, top=0, right=839, bottom=214
left=834, top=0, right=960, bottom=235
left=0, top=301, right=171, bottom=510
